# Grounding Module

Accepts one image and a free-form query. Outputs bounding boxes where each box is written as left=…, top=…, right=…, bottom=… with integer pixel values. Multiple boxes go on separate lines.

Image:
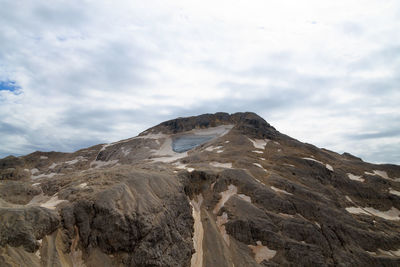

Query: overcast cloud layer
left=0, top=0, right=399, bottom=164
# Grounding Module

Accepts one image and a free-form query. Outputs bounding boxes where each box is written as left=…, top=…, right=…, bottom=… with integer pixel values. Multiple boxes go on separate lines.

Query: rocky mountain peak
left=142, top=112, right=277, bottom=139
left=0, top=112, right=399, bottom=267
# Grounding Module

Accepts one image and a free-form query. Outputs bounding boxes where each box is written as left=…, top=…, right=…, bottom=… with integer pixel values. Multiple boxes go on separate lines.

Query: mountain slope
left=1, top=112, right=399, bottom=266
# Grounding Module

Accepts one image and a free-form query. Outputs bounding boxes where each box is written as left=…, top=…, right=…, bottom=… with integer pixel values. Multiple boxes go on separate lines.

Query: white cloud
left=0, top=0, right=399, bottom=164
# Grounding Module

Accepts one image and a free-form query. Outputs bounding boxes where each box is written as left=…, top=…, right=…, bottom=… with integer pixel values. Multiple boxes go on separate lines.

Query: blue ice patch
left=172, top=135, right=215, bottom=153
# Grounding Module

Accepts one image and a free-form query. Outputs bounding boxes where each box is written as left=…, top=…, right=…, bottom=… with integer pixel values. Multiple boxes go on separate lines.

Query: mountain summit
left=1, top=112, right=399, bottom=266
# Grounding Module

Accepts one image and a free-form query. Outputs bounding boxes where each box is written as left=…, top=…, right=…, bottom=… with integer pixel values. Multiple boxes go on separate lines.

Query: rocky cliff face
left=1, top=112, right=399, bottom=266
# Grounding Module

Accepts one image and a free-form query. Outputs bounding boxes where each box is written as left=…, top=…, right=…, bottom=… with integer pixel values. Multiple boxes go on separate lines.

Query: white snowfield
left=48, top=163, right=58, bottom=169
left=365, top=170, right=400, bottom=182
left=345, top=196, right=354, bottom=203
left=367, top=248, right=400, bottom=257
left=283, top=163, right=295, bottom=167
left=347, top=173, right=365, bottom=182
left=271, top=186, right=293, bottom=195
left=248, top=138, right=269, bottom=150
left=174, top=162, right=194, bottom=172
left=253, top=163, right=267, bottom=172
left=150, top=125, right=234, bottom=163
left=151, top=137, right=188, bottom=163
left=210, top=162, right=233, bottom=169
left=325, top=164, right=333, bottom=171
left=346, top=206, right=400, bottom=221
left=191, top=124, right=234, bottom=136
left=205, top=145, right=224, bottom=153
left=389, top=188, right=400, bottom=196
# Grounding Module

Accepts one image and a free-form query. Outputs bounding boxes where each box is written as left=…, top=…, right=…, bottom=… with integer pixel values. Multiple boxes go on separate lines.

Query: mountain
left=0, top=112, right=399, bottom=267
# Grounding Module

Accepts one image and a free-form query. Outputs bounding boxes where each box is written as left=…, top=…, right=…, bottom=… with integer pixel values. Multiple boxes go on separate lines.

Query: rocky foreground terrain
left=0, top=112, right=399, bottom=267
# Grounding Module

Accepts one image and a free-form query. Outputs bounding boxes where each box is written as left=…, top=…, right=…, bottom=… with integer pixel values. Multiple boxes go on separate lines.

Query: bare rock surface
left=0, top=112, right=399, bottom=266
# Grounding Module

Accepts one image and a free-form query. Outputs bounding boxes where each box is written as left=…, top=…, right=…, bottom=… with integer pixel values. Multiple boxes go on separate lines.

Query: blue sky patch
left=0, top=80, right=21, bottom=92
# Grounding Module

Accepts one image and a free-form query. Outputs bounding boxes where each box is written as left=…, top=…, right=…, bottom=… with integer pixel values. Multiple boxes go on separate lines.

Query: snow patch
left=253, top=163, right=267, bottom=172
left=303, top=157, right=323, bottom=164
left=174, top=162, right=195, bottom=172
left=210, top=162, right=232, bottom=169
left=365, top=170, right=400, bottom=182
left=253, top=177, right=264, bottom=184
left=303, top=157, right=333, bottom=171
left=389, top=188, right=400, bottom=197
left=271, top=186, right=293, bottom=195
left=205, top=145, right=223, bottom=152
left=48, top=163, right=58, bottom=169
left=192, top=125, right=234, bottom=136
left=283, top=163, right=295, bottom=167
left=346, top=207, right=370, bottom=216
left=248, top=241, right=276, bottom=263
left=367, top=248, right=400, bottom=257
left=32, top=183, right=40, bottom=187
left=40, top=156, right=48, bottom=159
left=151, top=125, right=233, bottom=161
left=367, top=170, right=389, bottom=179
left=248, top=138, right=269, bottom=149
left=377, top=248, right=400, bottom=257
left=347, top=173, right=365, bottom=182
left=252, top=150, right=263, bottom=154
left=346, top=206, right=400, bottom=221
left=151, top=137, right=188, bottom=163
left=278, top=213, right=295, bottom=218
left=325, top=164, right=333, bottom=171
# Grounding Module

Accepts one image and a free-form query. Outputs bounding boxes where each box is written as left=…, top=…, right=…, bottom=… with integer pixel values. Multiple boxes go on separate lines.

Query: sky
left=0, top=0, right=399, bottom=164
